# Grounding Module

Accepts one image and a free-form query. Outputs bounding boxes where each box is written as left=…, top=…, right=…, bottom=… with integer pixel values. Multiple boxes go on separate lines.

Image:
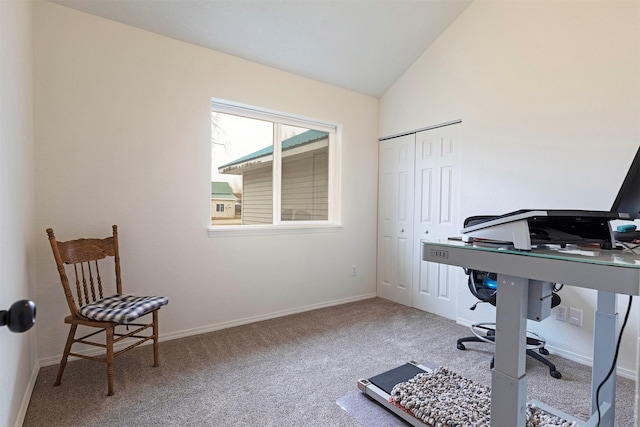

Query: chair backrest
left=47, top=225, right=122, bottom=317
left=467, top=269, right=562, bottom=308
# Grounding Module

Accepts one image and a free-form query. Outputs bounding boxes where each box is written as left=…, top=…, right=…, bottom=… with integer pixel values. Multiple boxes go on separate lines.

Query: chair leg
left=526, top=349, right=562, bottom=379
left=54, top=324, right=77, bottom=387
left=152, top=310, right=159, bottom=367
left=106, top=326, right=115, bottom=396
left=489, top=347, right=562, bottom=379
left=457, top=335, right=495, bottom=350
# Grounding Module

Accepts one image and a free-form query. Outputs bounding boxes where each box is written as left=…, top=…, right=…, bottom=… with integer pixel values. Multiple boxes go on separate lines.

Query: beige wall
left=380, top=0, right=640, bottom=375
left=25, top=1, right=640, bottom=419
left=33, top=1, right=379, bottom=364
left=0, top=1, right=38, bottom=426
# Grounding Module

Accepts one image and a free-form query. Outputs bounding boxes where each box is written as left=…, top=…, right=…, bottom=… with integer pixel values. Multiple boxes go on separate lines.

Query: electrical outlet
left=569, top=307, right=583, bottom=327
left=555, top=305, right=567, bottom=322
left=352, top=265, right=357, bottom=276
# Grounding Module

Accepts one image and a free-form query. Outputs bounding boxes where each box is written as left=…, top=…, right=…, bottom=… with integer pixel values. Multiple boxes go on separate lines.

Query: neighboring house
left=211, top=181, right=238, bottom=220
left=219, top=130, right=329, bottom=225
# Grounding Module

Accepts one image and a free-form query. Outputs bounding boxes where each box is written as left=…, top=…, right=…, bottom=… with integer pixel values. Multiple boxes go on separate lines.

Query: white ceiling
left=49, top=0, right=472, bottom=98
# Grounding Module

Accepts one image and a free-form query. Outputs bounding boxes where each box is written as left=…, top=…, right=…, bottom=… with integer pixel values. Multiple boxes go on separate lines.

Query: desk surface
left=422, top=239, right=640, bottom=295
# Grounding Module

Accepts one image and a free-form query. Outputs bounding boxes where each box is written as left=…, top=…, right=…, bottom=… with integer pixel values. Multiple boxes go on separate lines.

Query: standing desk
left=422, top=239, right=640, bottom=427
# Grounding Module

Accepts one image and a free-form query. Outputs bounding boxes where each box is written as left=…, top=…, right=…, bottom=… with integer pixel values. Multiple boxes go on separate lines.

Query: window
left=210, top=99, right=340, bottom=232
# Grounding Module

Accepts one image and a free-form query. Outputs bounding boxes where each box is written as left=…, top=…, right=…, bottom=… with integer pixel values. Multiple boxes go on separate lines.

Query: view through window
left=211, top=103, right=335, bottom=227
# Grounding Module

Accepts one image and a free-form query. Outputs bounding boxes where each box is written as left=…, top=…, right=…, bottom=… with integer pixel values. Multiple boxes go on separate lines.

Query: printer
left=461, top=209, right=621, bottom=250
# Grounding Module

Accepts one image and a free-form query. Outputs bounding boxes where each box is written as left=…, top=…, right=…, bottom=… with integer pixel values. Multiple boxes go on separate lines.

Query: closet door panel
left=377, top=134, right=415, bottom=306
left=413, top=124, right=461, bottom=320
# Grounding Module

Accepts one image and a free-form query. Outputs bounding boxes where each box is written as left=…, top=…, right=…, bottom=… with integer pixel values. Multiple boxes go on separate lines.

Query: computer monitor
left=611, top=146, right=640, bottom=220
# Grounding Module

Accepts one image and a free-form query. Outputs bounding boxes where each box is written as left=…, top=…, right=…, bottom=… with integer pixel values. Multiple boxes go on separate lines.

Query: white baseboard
left=39, top=293, right=378, bottom=367
left=161, top=293, right=377, bottom=342
left=545, top=344, right=636, bottom=380
left=15, top=360, right=40, bottom=427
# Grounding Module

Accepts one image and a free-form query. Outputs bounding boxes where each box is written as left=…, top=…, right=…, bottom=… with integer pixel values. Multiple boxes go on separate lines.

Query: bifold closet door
left=377, top=134, right=415, bottom=306
left=412, top=124, right=461, bottom=320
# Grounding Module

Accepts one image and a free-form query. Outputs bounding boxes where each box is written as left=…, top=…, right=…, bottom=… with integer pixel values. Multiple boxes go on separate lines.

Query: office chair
left=456, top=269, right=562, bottom=379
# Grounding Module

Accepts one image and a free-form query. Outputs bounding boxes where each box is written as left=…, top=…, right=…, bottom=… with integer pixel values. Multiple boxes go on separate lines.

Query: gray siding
left=242, top=166, right=273, bottom=225
left=240, top=145, right=329, bottom=224
left=281, top=148, right=328, bottom=221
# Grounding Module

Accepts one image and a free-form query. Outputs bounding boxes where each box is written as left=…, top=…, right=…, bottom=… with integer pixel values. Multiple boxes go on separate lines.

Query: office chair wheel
left=551, top=370, right=562, bottom=379
left=457, top=343, right=466, bottom=350
left=539, top=347, right=549, bottom=355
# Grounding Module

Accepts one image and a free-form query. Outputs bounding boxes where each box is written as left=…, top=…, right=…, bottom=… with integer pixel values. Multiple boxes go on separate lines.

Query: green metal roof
left=219, top=129, right=329, bottom=169
left=211, top=181, right=237, bottom=200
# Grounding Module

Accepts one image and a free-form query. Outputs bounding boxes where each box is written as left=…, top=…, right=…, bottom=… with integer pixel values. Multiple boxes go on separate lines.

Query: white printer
left=461, top=209, right=620, bottom=250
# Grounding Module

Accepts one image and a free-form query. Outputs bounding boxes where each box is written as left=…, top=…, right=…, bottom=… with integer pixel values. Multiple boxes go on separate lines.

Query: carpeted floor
left=23, top=298, right=635, bottom=426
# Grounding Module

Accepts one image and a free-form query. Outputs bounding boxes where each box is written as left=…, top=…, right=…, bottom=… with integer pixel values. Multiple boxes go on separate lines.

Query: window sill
left=207, top=223, right=343, bottom=238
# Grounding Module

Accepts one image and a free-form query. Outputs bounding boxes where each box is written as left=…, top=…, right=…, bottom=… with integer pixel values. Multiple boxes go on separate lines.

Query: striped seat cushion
left=79, top=294, right=168, bottom=324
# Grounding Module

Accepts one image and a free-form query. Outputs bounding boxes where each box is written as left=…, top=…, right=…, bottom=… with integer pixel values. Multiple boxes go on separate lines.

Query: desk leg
left=591, top=290, right=618, bottom=426
left=491, top=274, right=528, bottom=427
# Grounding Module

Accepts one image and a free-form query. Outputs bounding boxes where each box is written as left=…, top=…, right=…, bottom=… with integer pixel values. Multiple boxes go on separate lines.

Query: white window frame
left=208, top=98, right=342, bottom=237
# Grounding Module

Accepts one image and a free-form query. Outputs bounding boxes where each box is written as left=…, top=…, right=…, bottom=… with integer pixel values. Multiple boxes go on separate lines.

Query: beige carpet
left=23, top=298, right=635, bottom=426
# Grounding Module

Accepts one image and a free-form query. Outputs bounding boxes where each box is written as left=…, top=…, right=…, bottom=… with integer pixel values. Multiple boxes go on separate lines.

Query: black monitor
left=611, top=146, right=640, bottom=220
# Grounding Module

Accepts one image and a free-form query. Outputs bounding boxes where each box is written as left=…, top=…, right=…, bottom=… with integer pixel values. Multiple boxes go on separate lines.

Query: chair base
left=457, top=323, right=562, bottom=379
left=54, top=310, right=161, bottom=396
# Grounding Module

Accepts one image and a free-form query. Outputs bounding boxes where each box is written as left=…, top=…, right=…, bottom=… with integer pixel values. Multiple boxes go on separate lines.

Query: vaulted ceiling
left=50, top=0, right=472, bottom=98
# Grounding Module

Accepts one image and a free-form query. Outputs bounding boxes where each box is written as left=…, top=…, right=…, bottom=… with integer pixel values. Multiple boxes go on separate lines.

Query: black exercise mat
left=368, top=363, right=428, bottom=395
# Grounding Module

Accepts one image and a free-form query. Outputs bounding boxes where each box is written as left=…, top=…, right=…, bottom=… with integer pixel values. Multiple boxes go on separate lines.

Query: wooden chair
left=46, top=225, right=168, bottom=396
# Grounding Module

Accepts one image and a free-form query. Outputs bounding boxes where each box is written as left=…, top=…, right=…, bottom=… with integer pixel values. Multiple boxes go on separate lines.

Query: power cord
left=595, top=294, right=633, bottom=427
left=617, top=240, right=640, bottom=259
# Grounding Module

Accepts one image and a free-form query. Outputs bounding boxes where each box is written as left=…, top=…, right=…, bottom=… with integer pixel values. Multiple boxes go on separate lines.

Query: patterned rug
left=338, top=366, right=580, bottom=427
